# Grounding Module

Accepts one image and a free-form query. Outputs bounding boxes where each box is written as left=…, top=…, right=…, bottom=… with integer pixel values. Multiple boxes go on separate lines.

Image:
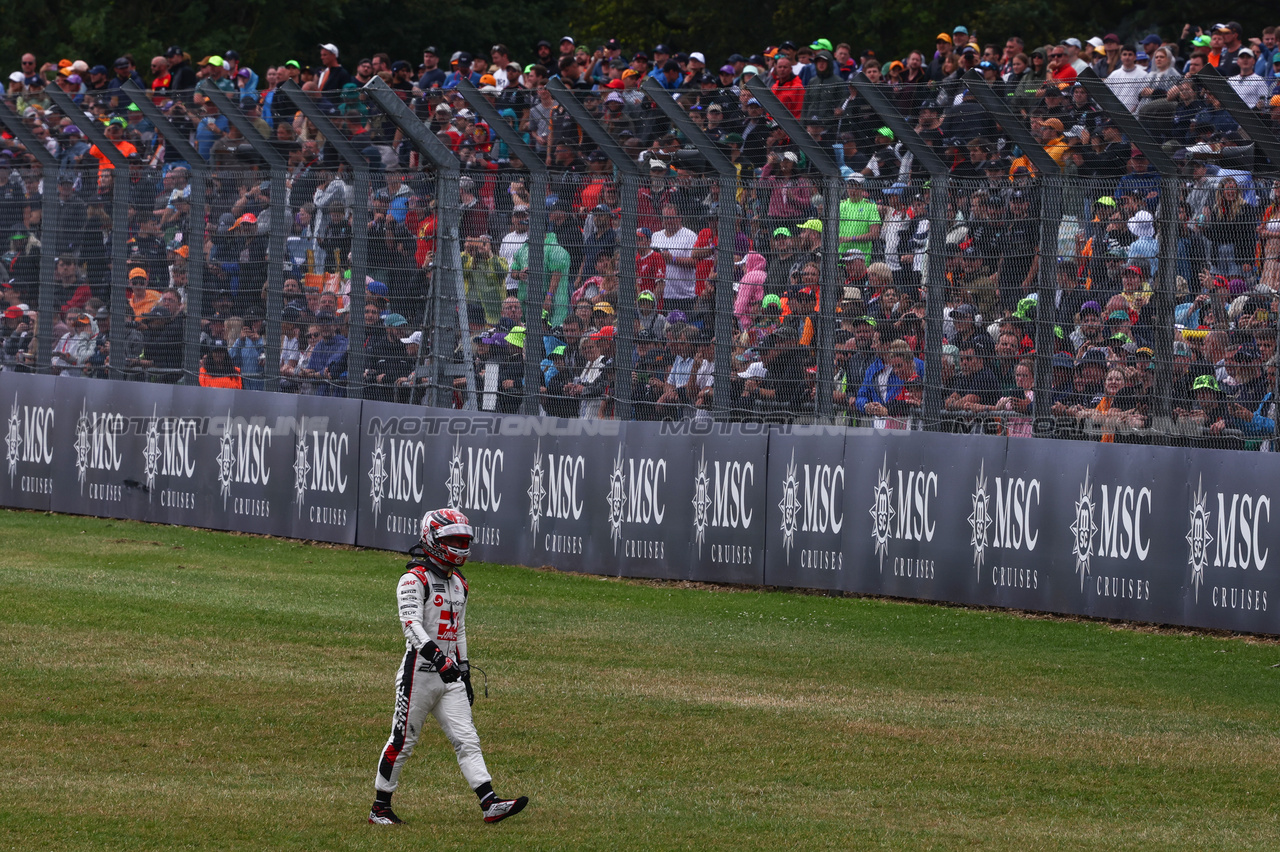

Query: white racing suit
left=375, top=560, right=491, bottom=794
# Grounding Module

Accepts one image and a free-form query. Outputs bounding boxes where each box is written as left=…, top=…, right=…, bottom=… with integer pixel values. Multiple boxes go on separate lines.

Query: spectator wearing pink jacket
left=734, top=252, right=768, bottom=329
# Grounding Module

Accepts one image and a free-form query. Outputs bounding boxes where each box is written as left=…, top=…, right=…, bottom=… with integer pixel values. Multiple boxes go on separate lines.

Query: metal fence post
left=0, top=102, right=60, bottom=376
left=743, top=78, right=845, bottom=421
left=47, top=89, right=134, bottom=382
left=1076, top=68, right=1180, bottom=428
left=279, top=81, right=371, bottom=399
left=641, top=78, right=740, bottom=419
left=1189, top=70, right=1280, bottom=433
left=547, top=78, right=643, bottom=419
left=123, top=91, right=209, bottom=385
left=360, top=79, right=473, bottom=410
left=193, top=81, right=288, bottom=387
left=846, top=73, right=953, bottom=430
left=455, top=80, right=548, bottom=415
left=127, top=85, right=216, bottom=384
left=964, top=71, right=1065, bottom=424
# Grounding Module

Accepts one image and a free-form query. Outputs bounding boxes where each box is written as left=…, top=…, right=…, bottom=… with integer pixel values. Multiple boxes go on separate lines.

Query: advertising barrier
left=2, top=371, right=1275, bottom=634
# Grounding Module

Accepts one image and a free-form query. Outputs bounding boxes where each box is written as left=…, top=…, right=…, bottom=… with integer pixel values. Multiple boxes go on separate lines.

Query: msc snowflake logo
left=777, top=449, right=801, bottom=563
left=1070, top=468, right=1099, bottom=591
left=293, top=431, right=311, bottom=513
left=606, top=444, right=627, bottom=553
left=73, top=400, right=91, bottom=493
left=868, top=454, right=896, bottom=572
left=968, top=460, right=993, bottom=581
left=215, top=409, right=235, bottom=508
left=5, top=394, right=20, bottom=485
left=527, top=440, right=546, bottom=534
left=142, top=405, right=162, bottom=500
left=367, top=434, right=388, bottom=525
left=1186, top=475, right=1214, bottom=603
left=444, top=437, right=465, bottom=510
left=691, top=447, right=713, bottom=557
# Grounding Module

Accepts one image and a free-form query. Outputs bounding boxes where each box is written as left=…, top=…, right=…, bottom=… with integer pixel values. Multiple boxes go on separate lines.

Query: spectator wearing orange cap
left=127, top=268, right=162, bottom=319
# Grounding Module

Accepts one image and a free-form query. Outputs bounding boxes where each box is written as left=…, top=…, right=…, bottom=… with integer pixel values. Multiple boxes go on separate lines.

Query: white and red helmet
left=419, top=508, right=474, bottom=569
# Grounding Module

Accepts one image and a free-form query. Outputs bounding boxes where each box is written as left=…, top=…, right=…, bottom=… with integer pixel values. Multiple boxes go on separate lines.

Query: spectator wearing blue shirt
left=228, top=313, right=266, bottom=390
left=300, top=312, right=348, bottom=396
left=106, top=57, right=144, bottom=91
left=193, top=98, right=229, bottom=160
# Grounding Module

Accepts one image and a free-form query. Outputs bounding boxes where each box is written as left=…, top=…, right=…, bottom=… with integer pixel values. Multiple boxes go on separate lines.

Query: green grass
left=2, top=509, right=1280, bottom=850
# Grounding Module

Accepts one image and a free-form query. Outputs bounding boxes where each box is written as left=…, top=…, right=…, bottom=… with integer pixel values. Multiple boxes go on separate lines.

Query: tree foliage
left=2, top=0, right=1274, bottom=73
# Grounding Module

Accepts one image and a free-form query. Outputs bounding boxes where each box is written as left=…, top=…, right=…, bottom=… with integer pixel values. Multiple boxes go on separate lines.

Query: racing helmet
left=419, top=508, right=474, bottom=569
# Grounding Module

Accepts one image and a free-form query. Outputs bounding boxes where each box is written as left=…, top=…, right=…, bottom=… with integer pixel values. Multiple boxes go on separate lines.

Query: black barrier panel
left=357, top=400, right=434, bottom=553
left=522, top=420, right=624, bottom=574
left=0, top=372, right=58, bottom=511
left=1175, top=445, right=1275, bottom=632
left=967, top=437, right=1053, bottom=611
left=845, top=433, right=1009, bottom=604
left=51, top=376, right=153, bottom=522
left=683, top=423, right=768, bottom=586
left=288, top=397, right=362, bottom=544
left=1047, top=442, right=1172, bottom=624
left=190, top=386, right=296, bottom=538
left=425, top=411, right=527, bottom=567
left=134, top=384, right=207, bottom=528
left=764, top=426, right=849, bottom=591
left=601, top=422, right=693, bottom=580
left=7, top=373, right=1280, bottom=636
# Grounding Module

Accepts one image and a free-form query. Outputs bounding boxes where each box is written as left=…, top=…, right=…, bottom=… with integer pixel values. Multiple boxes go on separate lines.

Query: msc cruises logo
left=868, top=454, right=896, bottom=571
left=777, top=450, right=801, bottom=562
left=5, top=394, right=21, bottom=483
left=606, top=445, right=627, bottom=553
left=1070, top=468, right=1099, bottom=591
left=1185, top=477, right=1214, bottom=603
left=528, top=440, right=546, bottom=534
left=968, top=460, right=993, bottom=580
left=444, top=437, right=466, bottom=510
left=691, top=447, right=713, bottom=557
left=367, top=435, right=388, bottom=524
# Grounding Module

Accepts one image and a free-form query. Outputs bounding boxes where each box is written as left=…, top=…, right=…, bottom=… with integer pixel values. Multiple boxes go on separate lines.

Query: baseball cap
left=797, top=219, right=822, bottom=232
left=400, top=330, right=422, bottom=346
left=772, top=227, right=792, bottom=238
left=936, top=33, right=953, bottom=44
left=128, top=267, right=148, bottom=280
left=1192, top=374, right=1223, bottom=393
left=382, top=313, right=408, bottom=327
left=319, top=43, right=340, bottom=57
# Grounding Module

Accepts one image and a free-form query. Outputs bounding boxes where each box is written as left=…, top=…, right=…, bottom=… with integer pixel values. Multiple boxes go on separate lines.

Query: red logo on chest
left=437, top=608, right=458, bottom=641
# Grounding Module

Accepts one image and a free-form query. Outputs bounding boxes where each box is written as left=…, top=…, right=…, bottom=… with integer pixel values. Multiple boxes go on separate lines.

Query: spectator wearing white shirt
left=1228, top=48, right=1270, bottom=109
left=649, top=205, right=698, bottom=314
left=1105, top=44, right=1148, bottom=112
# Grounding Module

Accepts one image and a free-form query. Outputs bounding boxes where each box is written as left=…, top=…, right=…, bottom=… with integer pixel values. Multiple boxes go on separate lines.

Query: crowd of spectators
left=2, top=21, right=1280, bottom=447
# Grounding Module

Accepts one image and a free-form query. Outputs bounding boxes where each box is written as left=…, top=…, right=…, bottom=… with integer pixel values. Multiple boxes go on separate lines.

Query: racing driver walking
left=369, top=508, right=527, bottom=825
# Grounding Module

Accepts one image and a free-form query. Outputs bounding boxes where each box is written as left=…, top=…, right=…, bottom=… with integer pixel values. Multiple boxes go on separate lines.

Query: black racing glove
left=425, top=643, right=463, bottom=683
left=460, top=660, right=474, bottom=705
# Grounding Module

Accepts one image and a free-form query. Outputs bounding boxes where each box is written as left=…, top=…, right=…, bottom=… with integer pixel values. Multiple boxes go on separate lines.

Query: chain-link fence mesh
left=2, top=75, right=1280, bottom=449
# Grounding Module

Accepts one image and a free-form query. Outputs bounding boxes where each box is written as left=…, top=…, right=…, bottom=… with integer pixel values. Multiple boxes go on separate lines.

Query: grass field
left=3, top=509, right=1280, bottom=850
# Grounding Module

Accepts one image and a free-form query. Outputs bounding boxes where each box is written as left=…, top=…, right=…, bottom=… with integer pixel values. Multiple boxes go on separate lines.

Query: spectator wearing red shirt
left=771, top=56, right=805, bottom=119
left=1048, top=45, right=1077, bottom=81
left=634, top=227, right=666, bottom=307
